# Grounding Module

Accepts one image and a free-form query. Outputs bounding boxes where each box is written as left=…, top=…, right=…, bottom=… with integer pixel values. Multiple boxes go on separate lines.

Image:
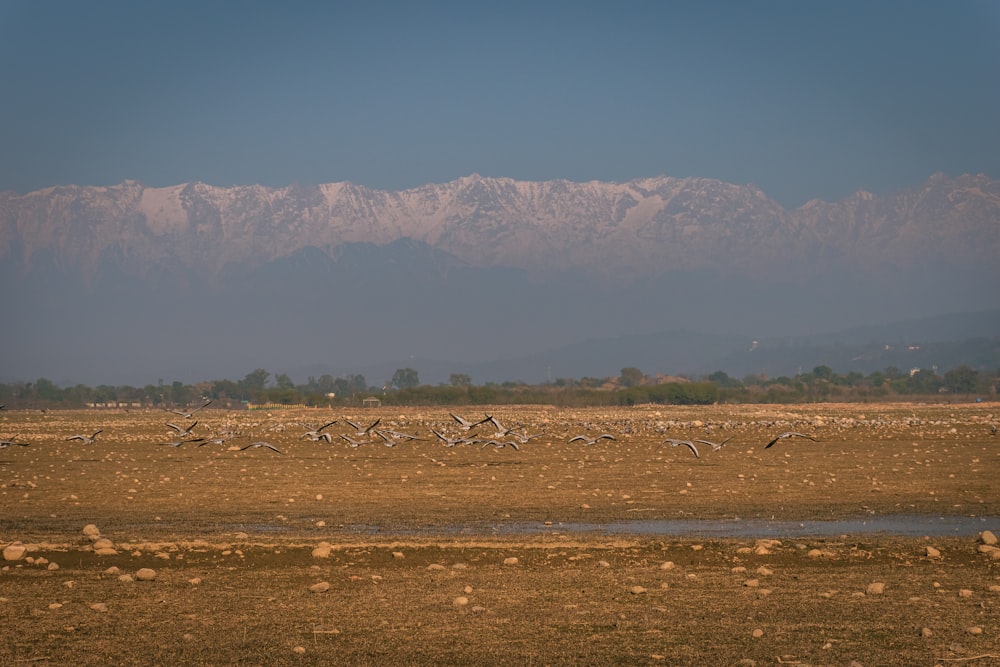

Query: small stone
left=292, top=646, right=306, bottom=654
left=92, top=538, right=114, bottom=550
left=959, top=589, right=973, bottom=598
left=427, top=563, right=446, bottom=571
left=921, top=627, right=933, bottom=637
left=966, top=626, right=983, bottom=635
left=503, top=557, right=519, bottom=566
left=659, top=561, right=675, bottom=571
left=756, top=566, right=773, bottom=576
left=315, top=521, right=326, bottom=527
left=597, top=560, right=610, bottom=568
left=48, top=603, right=63, bottom=610
left=82, top=524, right=100, bottom=539
left=135, top=568, right=157, bottom=581
left=104, top=566, right=120, bottom=575
left=118, top=574, right=133, bottom=583
left=980, top=530, right=997, bottom=546
left=3, top=542, right=27, bottom=561
left=453, top=596, right=469, bottom=607
left=629, top=586, right=647, bottom=594
left=309, top=582, right=330, bottom=593
left=988, top=585, right=1000, bottom=594
left=866, top=582, right=886, bottom=595
left=732, top=566, right=747, bottom=574
left=47, top=562, right=59, bottom=571
left=751, top=628, right=764, bottom=638
left=182, top=633, right=195, bottom=642
left=392, top=551, right=405, bottom=559
left=90, top=602, right=108, bottom=613
left=311, top=546, right=331, bottom=559
left=94, top=548, right=118, bottom=556
left=754, top=546, right=770, bottom=555
left=188, top=577, right=202, bottom=585
left=925, top=546, right=941, bottom=558
left=463, top=585, right=473, bottom=594
left=744, top=579, right=760, bottom=587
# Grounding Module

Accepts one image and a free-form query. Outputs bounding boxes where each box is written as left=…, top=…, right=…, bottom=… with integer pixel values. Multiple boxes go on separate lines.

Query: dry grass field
left=1, top=403, right=998, bottom=665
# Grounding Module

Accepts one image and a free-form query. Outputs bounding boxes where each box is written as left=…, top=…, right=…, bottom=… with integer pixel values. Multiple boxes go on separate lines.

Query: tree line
left=1, top=362, right=996, bottom=410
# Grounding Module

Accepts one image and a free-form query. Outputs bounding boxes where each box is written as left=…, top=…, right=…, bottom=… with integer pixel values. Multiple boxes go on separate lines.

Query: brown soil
left=1, top=403, right=998, bottom=665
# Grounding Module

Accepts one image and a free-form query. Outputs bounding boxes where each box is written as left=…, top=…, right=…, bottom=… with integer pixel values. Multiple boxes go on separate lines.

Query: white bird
left=693, top=436, right=734, bottom=451
left=663, top=438, right=700, bottom=459
left=430, top=429, right=475, bottom=447
left=339, top=434, right=367, bottom=449
left=480, top=439, right=521, bottom=451
left=507, top=431, right=544, bottom=444
left=301, top=420, right=338, bottom=442
left=568, top=434, right=616, bottom=445
left=165, top=400, right=213, bottom=419
left=198, top=432, right=237, bottom=447
left=0, top=435, right=29, bottom=449
left=450, top=413, right=491, bottom=431
left=158, top=436, right=206, bottom=447
left=166, top=421, right=199, bottom=437
left=344, top=418, right=381, bottom=437
left=239, top=441, right=283, bottom=454
left=764, top=431, right=818, bottom=449
left=376, top=428, right=421, bottom=441
left=487, top=415, right=523, bottom=439
left=66, top=429, right=103, bottom=444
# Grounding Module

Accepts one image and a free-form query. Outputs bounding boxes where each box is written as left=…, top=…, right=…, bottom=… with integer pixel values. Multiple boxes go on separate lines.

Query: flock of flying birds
left=0, top=399, right=827, bottom=458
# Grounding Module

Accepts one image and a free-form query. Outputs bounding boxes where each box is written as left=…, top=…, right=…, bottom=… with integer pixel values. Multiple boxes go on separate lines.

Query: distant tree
left=241, top=368, right=271, bottom=391
left=275, top=373, right=295, bottom=390
left=943, top=365, right=979, bottom=394
left=391, top=368, right=420, bottom=390
left=812, top=365, right=833, bottom=380
left=449, top=373, right=472, bottom=387
left=619, top=367, right=644, bottom=388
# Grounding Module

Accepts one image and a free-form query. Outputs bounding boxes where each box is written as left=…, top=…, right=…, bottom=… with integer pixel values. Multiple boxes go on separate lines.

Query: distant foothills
left=2, top=352, right=997, bottom=410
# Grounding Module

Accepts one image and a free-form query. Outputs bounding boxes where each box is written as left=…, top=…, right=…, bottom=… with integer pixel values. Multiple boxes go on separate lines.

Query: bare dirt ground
left=1, top=403, right=998, bottom=665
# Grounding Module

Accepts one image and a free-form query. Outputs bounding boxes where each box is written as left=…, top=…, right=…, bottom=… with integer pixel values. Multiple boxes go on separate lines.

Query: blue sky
left=1, top=1, right=998, bottom=206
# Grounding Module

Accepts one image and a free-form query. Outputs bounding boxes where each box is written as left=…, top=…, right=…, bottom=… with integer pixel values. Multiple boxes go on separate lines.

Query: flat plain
left=1, top=402, right=998, bottom=665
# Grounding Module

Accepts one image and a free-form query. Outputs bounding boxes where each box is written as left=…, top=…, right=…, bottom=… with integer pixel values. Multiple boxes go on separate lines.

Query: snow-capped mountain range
left=1, top=173, right=997, bottom=385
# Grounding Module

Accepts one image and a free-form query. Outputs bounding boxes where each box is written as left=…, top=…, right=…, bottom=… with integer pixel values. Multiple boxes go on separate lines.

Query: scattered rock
left=659, top=561, right=675, bottom=571
left=292, top=646, right=306, bottom=654
left=90, top=602, right=108, bottom=613
left=135, top=568, right=157, bottom=582
left=959, top=589, right=973, bottom=598
left=94, top=547, right=118, bottom=556
left=751, top=628, right=764, bottom=638
left=925, top=546, right=941, bottom=559
left=188, top=577, right=202, bottom=585
left=866, top=582, right=886, bottom=595
left=311, top=546, right=331, bottom=559
left=980, top=530, right=997, bottom=546
left=629, top=586, right=647, bottom=595
left=966, top=626, right=983, bottom=635
left=104, top=566, right=120, bottom=575
left=47, top=562, right=59, bottom=571
left=2, top=542, right=27, bottom=561
left=82, top=524, right=100, bottom=539
left=503, top=557, right=519, bottom=566
left=921, top=627, right=933, bottom=637
left=427, top=564, right=446, bottom=571
left=755, top=566, right=773, bottom=576
left=392, top=551, right=405, bottom=560
left=309, top=582, right=330, bottom=593
left=597, top=560, right=610, bottom=568
left=744, top=579, right=760, bottom=588
left=118, top=574, right=133, bottom=583
left=92, top=537, right=115, bottom=550
left=453, top=596, right=469, bottom=607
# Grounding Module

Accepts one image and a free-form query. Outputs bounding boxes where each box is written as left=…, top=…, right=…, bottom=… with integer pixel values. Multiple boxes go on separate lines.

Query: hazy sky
left=1, top=1, right=998, bottom=206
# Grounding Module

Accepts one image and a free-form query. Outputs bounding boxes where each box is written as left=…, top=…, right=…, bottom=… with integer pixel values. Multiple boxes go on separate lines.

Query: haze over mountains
left=2, top=173, right=997, bottom=387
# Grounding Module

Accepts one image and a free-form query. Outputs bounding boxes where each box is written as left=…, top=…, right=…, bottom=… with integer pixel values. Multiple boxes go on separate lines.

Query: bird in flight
left=0, top=435, right=29, bottom=449
left=693, top=436, right=734, bottom=451
left=450, top=413, right=491, bottom=431
left=568, top=434, right=616, bottom=445
left=165, top=400, right=213, bottom=419
left=344, top=418, right=381, bottom=437
left=158, top=436, right=206, bottom=447
left=239, top=441, right=283, bottom=454
left=166, top=421, right=199, bottom=437
left=430, top=429, right=476, bottom=447
left=301, top=421, right=338, bottom=442
left=764, top=432, right=818, bottom=449
left=66, top=429, right=103, bottom=444
left=663, top=438, right=700, bottom=459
